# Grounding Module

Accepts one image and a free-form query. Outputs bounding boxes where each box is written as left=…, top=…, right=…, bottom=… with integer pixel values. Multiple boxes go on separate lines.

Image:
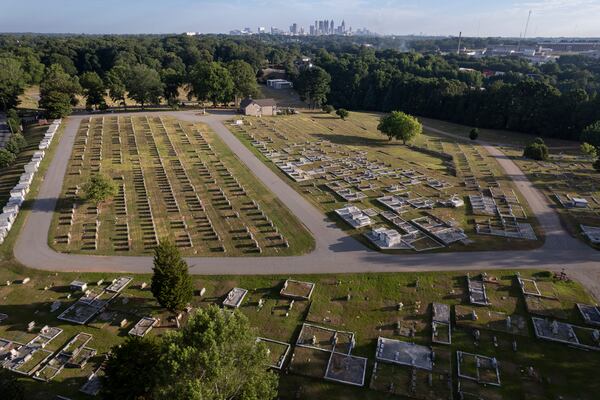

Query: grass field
left=229, top=111, right=543, bottom=253
left=48, top=115, right=313, bottom=256
left=501, top=146, right=600, bottom=249
left=0, top=260, right=597, bottom=400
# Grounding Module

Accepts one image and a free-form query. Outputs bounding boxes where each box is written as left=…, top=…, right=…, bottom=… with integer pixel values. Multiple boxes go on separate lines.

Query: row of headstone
left=1, top=120, right=61, bottom=245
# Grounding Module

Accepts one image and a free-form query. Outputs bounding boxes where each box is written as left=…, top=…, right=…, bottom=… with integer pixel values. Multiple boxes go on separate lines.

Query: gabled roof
left=240, top=98, right=277, bottom=108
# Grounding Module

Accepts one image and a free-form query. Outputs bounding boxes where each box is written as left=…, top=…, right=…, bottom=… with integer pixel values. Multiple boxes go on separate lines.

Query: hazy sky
left=2, top=0, right=600, bottom=37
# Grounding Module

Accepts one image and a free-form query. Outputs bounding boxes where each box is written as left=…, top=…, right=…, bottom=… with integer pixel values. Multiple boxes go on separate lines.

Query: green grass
left=0, top=260, right=598, bottom=400
left=419, top=116, right=578, bottom=149
left=48, top=115, right=314, bottom=256
left=229, top=111, right=543, bottom=253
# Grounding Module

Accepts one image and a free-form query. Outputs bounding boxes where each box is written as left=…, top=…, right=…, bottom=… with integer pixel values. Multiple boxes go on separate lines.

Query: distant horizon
left=1, top=32, right=600, bottom=41
left=2, top=0, right=600, bottom=37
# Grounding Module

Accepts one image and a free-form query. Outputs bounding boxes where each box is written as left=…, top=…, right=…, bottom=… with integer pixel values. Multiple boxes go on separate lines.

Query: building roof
left=240, top=98, right=277, bottom=108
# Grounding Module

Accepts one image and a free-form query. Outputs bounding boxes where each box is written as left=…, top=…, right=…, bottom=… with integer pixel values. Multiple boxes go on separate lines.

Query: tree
left=80, top=71, right=106, bottom=110
left=82, top=174, right=117, bottom=205
left=580, top=121, right=600, bottom=148
left=377, top=111, right=423, bottom=145
left=227, top=60, right=259, bottom=106
left=581, top=142, right=597, bottom=159
left=160, top=68, right=183, bottom=107
left=0, top=368, right=25, bottom=400
left=125, top=64, right=164, bottom=109
left=594, top=158, right=600, bottom=172
left=0, top=148, right=17, bottom=168
left=7, top=109, right=22, bottom=134
left=102, top=337, right=162, bottom=400
left=5, top=133, right=26, bottom=155
left=296, top=66, right=331, bottom=109
left=154, top=306, right=278, bottom=400
left=523, top=140, right=549, bottom=161
left=151, top=240, right=193, bottom=312
left=102, top=307, right=277, bottom=400
left=336, top=108, right=349, bottom=120
left=106, top=66, right=128, bottom=108
left=39, top=64, right=81, bottom=118
left=0, top=57, right=27, bottom=111
left=469, top=128, right=479, bottom=140
left=189, top=61, right=234, bottom=106
left=322, top=104, right=335, bottom=114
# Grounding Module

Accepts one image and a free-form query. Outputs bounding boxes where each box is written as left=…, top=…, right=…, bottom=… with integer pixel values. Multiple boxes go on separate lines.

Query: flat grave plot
left=230, top=111, right=541, bottom=253
left=504, top=146, right=600, bottom=249
left=257, top=337, right=291, bottom=370
left=456, top=351, right=501, bottom=386
left=50, top=115, right=313, bottom=256
left=370, top=348, right=452, bottom=400
left=324, top=352, right=367, bottom=387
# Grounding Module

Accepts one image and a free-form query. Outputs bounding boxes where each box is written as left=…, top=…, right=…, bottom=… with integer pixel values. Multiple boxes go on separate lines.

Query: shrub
left=469, top=128, right=479, bottom=140
left=322, top=104, right=335, bottom=114
left=523, top=141, right=549, bottom=161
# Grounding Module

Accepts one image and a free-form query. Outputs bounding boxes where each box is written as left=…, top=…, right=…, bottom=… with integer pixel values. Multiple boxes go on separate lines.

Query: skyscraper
left=330, top=20, right=334, bottom=34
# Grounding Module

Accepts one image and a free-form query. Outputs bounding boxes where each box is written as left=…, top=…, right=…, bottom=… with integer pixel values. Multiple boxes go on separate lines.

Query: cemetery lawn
left=230, top=111, right=543, bottom=253
left=0, top=260, right=598, bottom=400
left=48, top=115, right=314, bottom=256
left=501, top=146, right=600, bottom=249
left=418, top=116, right=578, bottom=149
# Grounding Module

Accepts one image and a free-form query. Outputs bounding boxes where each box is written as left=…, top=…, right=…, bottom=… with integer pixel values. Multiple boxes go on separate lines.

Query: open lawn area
left=0, top=260, right=598, bottom=400
left=229, top=111, right=543, bottom=253
left=48, top=115, right=313, bottom=256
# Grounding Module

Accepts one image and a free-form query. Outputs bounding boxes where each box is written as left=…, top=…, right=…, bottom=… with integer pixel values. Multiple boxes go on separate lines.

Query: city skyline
left=2, top=0, right=600, bottom=37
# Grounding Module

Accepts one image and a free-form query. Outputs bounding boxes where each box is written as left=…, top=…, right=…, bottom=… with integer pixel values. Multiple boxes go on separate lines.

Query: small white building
left=70, top=281, right=88, bottom=292
left=266, top=79, right=293, bottom=89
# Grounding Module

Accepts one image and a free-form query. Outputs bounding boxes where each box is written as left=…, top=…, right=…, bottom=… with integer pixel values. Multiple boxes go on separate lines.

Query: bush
left=594, top=158, right=600, bottom=172
left=469, top=128, right=479, bottom=140
left=0, top=149, right=17, bottom=168
left=322, top=104, right=335, bottom=114
left=523, top=141, right=549, bottom=161
left=336, top=108, right=349, bottom=120
left=580, top=121, right=600, bottom=148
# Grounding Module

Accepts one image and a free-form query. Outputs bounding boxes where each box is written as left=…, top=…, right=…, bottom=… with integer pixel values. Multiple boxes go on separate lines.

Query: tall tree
left=80, top=71, right=106, bottom=110
left=160, top=67, right=183, bottom=106
left=0, top=369, right=25, bottom=400
left=125, top=64, right=164, bottom=109
left=189, top=61, right=234, bottom=106
left=580, top=121, right=600, bottom=148
left=39, top=64, right=81, bottom=118
left=0, top=57, right=27, bottom=111
left=106, top=66, right=128, bottom=108
left=295, top=66, right=331, bottom=109
left=102, top=337, right=162, bottom=400
left=227, top=60, right=258, bottom=106
left=155, top=306, right=278, bottom=400
left=151, top=240, right=193, bottom=312
left=377, top=111, right=423, bottom=144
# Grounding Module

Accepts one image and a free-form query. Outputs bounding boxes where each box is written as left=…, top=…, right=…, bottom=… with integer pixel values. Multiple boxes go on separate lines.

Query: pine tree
left=151, top=240, right=193, bottom=312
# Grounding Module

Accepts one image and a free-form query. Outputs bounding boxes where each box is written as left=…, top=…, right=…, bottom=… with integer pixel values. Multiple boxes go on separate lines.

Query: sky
left=2, top=0, right=600, bottom=37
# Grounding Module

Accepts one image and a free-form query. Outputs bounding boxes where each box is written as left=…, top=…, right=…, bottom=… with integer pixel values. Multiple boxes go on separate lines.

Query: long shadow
left=311, top=133, right=394, bottom=148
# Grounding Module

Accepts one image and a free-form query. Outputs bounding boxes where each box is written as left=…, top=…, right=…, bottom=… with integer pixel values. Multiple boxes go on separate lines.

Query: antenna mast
left=518, top=10, right=532, bottom=51
left=457, top=31, right=462, bottom=54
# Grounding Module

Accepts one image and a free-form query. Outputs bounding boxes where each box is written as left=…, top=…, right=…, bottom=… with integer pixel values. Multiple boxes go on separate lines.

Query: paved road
left=14, top=111, right=600, bottom=298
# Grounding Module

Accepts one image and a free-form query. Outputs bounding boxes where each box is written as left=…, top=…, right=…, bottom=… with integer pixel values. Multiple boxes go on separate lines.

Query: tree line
left=2, top=33, right=600, bottom=142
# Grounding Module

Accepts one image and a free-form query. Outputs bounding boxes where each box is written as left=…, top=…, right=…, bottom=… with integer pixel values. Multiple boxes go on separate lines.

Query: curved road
left=13, top=111, right=600, bottom=297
